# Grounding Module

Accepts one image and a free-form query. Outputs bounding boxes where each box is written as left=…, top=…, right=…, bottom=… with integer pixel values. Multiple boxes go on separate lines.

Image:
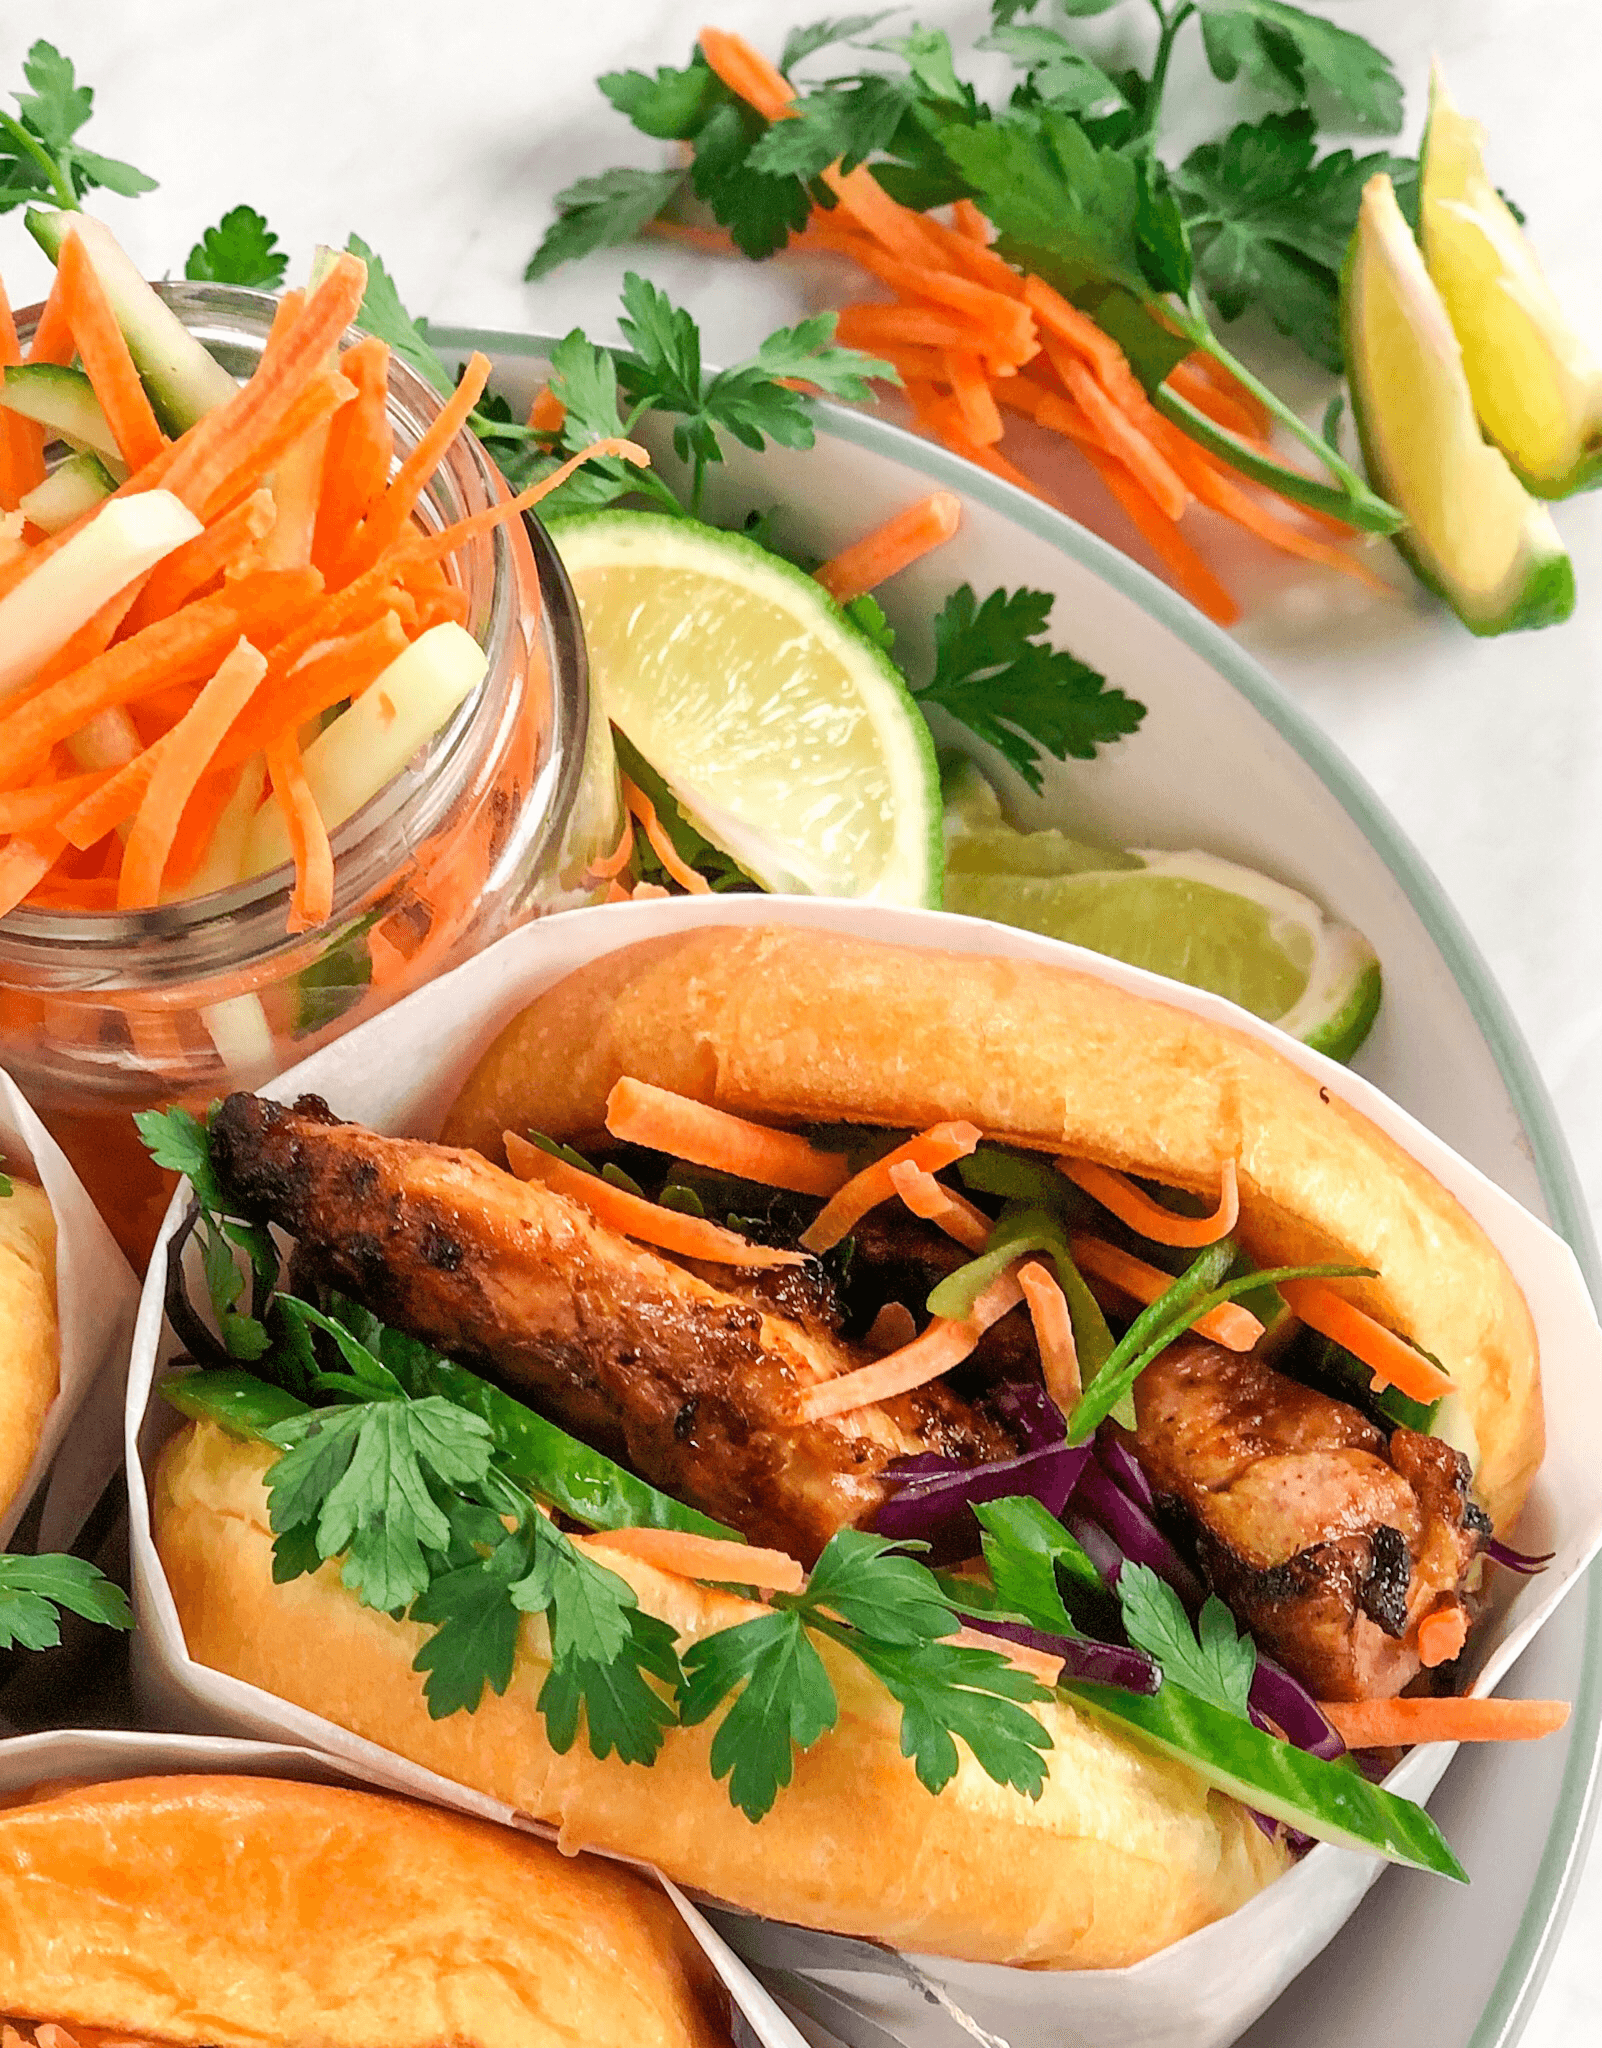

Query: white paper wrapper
left=0, top=1727, right=806, bottom=2048
left=124, top=897, right=1602, bottom=2048
left=0, top=1068, right=138, bottom=1555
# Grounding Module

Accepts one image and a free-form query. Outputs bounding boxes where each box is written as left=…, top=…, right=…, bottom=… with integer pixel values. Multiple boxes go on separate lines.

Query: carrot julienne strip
left=943, top=350, right=1004, bottom=445
left=335, top=352, right=492, bottom=581
left=1277, top=1279, right=1454, bottom=1403
left=0, top=767, right=114, bottom=835
left=265, top=730, right=334, bottom=932
left=1075, top=437, right=1241, bottom=627
left=951, top=199, right=992, bottom=245
left=1020, top=275, right=1126, bottom=385
left=1058, top=356, right=1188, bottom=521
left=587, top=811, right=635, bottom=882
left=834, top=244, right=1036, bottom=361
left=122, top=489, right=278, bottom=635
left=619, top=774, right=711, bottom=894
left=528, top=384, right=567, bottom=434
left=0, top=833, right=63, bottom=915
left=1019, top=1258, right=1081, bottom=1414
left=1318, top=1696, right=1569, bottom=1749
left=586, top=1527, right=805, bottom=1594
left=796, top=1267, right=1026, bottom=1420
left=697, top=27, right=796, bottom=122
left=604, top=1076, right=849, bottom=1197
left=216, top=612, right=411, bottom=778
left=504, top=1128, right=807, bottom=1268
left=1061, top=1158, right=1240, bottom=1249
left=1069, top=1232, right=1263, bottom=1351
left=801, top=1121, right=984, bottom=1254
left=25, top=268, right=74, bottom=366
left=56, top=229, right=166, bottom=470
left=1416, top=1603, right=1471, bottom=1669
left=0, top=273, right=45, bottom=506
left=1166, top=358, right=1269, bottom=443
left=835, top=301, right=1012, bottom=363
left=887, top=1159, right=990, bottom=1252
left=825, top=164, right=951, bottom=270
left=814, top=490, right=962, bottom=603
left=199, top=368, right=356, bottom=525
left=400, top=438, right=651, bottom=574
left=118, top=637, right=269, bottom=909
left=312, top=336, right=394, bottom=576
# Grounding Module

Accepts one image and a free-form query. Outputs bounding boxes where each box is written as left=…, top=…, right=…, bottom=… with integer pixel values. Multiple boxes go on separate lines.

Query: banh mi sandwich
left=0, top=1774, right=731, bottom=2047
left=146, top=926, right=1568, bottom=1972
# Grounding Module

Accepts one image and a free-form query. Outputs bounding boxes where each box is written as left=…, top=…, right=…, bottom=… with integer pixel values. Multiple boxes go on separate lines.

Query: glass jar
left=1, top=283, right=617, bottom=1262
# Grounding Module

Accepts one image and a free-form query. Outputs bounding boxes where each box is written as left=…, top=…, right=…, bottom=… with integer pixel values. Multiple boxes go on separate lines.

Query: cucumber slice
left=1342, top=174, right=1574, bottom=636
left=0, top=363, right=126, bottom=472
left=0, top=490, right=202, bottom=702
left=18, top=450, right=118, bottom=535
left=243, top=623, right=487, bottom=880
left=26, top=210, right=238, bottom=435
left=1420, top=67, right=1602, bottom=498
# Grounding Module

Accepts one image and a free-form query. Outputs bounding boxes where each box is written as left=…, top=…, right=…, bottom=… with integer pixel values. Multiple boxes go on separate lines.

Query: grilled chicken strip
left=209, top=1094, right=1014, bottom=1561
left=1133, top=1340, right=1489, bottom=1700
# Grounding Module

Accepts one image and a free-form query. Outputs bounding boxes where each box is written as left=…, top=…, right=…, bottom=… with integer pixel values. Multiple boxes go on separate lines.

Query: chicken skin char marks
left=1131, top=1340, right=1489, bottom=1701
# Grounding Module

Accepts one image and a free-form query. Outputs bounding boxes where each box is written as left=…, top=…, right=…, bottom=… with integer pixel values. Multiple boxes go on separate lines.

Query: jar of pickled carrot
left=0, top=282, right=615, bottom=1263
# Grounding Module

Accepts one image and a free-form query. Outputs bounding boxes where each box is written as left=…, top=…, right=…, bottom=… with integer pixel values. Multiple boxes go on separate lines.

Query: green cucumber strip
left=957, top=1145, right=1077, bottom=1212
left=19, top=449, right=118, bottom=534
left=27, top=209, right=238, bottom=435
left=1069, top=1679, right=1466, bottom=1879
left=0, top=363, right=124, bottom=469
left=163, top=1368, right=313, bottom=1437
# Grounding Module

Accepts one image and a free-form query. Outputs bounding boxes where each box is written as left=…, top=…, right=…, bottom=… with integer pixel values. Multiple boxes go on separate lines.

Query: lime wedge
left=1421, top=67, right=1602, bottom=498
left=1342, top=174, right=1573, bottom=636
left=942, top=754, right=1139, bottom=875
left=550, top=510, right=940, bottom=904
left=943, top=847, right=1381, bottom=1061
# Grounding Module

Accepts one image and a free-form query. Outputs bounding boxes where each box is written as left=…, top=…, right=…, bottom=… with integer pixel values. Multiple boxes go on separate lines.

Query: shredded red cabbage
left=1063, top=1509, right=1125, bottom=1585
left=1488, top=1537, right=1554, bottom=1576
left=873, top=1440, right=1092, bottom=1553
left=990, top=1379, right=1069, bottom=1450
left=962, top=1611, right=1160, bottom=1695
left=1074, top=1460, right=1209, bottom=1611
left=1249, top=1655, right=1345, bottom=1761
left=1094, top=1430, right=1156, bottom=1511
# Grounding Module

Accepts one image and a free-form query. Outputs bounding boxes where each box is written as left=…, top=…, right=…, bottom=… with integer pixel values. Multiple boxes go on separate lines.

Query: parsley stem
left=1137, top=1, right=1197, bottom=148
left=1165, top=305, right=1406, bottom=535
left=0, top=114, right=75, bottom=210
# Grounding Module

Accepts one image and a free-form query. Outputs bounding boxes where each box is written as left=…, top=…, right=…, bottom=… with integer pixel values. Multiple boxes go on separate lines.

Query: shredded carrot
left=1278, top=1279, right=1454, bottom=1404
left=834, top=244, right=1036, bottom=362
left=1070, top=1232, right=1263, bottom=1351
left=943, top=350, right=1004, bottom=445
left=25, top=269, right=74, bottom=366
left=604, top=1077, right=849, bottom=1197
left=265, top=730, right=334, bottom=932
left=398, top=437, right=650, bottom=575
left=0, top=275, right=45, bottom=507
left=1416, top=1603, right=1471, bottom=1669
left=1167, top=358, right=1269, bottom=442
left=335, top=352, right=491, bottom=582
left=887, top=1159, right=990, bottom=1252
left=917, top=210, right=1028, bottom=298
left=122, top=489, right=278, bottom=634
left=216, top=613, right=410, bottom=779
left=1319, top=1695, right=1570, bottom=1749
left=801, top=1121, right=984, bottom=1254
left=312, top=337, right=393, bottom=576
left=1175, top=351, right=1273, bottom=437
left=1075, top=437, right=1241, bottom=626
left=57, top=228, right=166, bottom=471
left=619, top=774, right=711, bottom=894
left=504, top=1128, right=808, bottom=1267
left=587, top=812, right=635, bottom=882
left=951, top=199, right=992, bottom=245
left=199, top=368, right=355, bottom=524
left=864, top=1302, right=918, bottom=1354
left=697, top=26, right=795, bottom=122
left=162, top=754, right=262, bottom=893
left=528, top=385, right=567, bottom=434
left=118, top=638, right=269, bottom=908
left=1019, top=1258, right=1081, bottom=1414
left=1056, top=356, right=1188, bottom=521
left=1020, top=276, right=1127, bottom=386
left=825, top=163, right=951, bottom=270
left=586, top=1527, right=805, bottom=1593
left=1063, top=1158, right=1240, bottom=1249
left=814, top=490, right=962, bottom=602
left=0, top=767, right=113, bottom=835
left=836, top=301, right=1013, bottom=363
left=0, top=832, right=62, bottom=916
left=797, top=1267, right=1026, bottom=1420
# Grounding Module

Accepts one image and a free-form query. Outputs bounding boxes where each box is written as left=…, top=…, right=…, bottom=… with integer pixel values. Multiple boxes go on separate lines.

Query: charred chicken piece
left=209, top=1094, right=1015, bottom=1562
left=1132, top=1340, right=1487, bottom=1700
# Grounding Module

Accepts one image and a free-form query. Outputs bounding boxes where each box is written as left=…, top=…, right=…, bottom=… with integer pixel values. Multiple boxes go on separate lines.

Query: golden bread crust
left=0, top=1765, right=729, bottom=2047
left=441, top=925, right=1542, bottom=1529
left=154, top=1421, right=1287, bottom=1972
left=0, top=1178, right=58, bottom=1525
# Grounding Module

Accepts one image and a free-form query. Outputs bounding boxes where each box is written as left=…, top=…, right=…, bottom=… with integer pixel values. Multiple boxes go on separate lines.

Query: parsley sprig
left=0, top=42, right=155, bottom=215
left=185, top=204, right=288, bottom=290
left=0, top=1551, right=132, bottom=1652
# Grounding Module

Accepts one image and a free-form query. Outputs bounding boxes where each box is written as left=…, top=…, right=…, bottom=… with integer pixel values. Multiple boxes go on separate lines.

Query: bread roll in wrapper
left=0, top=1067, right=138, bottom=1563
left=124, top=898, right=1602, bottom=2048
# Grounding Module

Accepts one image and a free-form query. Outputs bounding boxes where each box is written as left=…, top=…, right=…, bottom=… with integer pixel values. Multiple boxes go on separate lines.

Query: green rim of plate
left=436, top=322, right=1602, bottom=2047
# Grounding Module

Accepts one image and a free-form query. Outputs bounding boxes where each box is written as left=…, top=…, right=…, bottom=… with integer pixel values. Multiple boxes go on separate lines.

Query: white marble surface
left=3, top=1, right=1600, bottom=2038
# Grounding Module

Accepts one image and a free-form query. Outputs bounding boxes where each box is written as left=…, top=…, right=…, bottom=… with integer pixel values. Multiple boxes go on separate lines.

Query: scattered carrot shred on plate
left=1318, top=1696, right=1570, bottom=1748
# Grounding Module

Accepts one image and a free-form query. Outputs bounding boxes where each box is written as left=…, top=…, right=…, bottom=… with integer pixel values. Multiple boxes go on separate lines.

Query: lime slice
left=942, top=754, right=1139, bottom=875
left=1342, top=174, right=1573, bottom=636
left=1421, top=67, right=1602, bottom=498
left=943, top=848, right=1382, bottom=1061
left=549, top=510, right=940, bottom=904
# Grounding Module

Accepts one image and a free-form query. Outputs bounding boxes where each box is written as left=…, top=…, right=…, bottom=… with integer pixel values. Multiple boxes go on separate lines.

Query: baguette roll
left=154, top=1419, right=1289, bottom=1972
left=0, top=1769, right=730, bottom=2047
left=0, top=1176, right=58, bottom=1526
left=442, top=925, right=1542, bottom=1530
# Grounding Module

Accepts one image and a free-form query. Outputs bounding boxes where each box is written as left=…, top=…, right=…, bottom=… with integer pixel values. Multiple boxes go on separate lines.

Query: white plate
left=426, top=325, right=1602, bottom=2048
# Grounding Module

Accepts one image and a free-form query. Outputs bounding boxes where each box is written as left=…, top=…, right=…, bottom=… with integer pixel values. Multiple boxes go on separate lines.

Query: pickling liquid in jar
left=0, top=285, right=616, bottom=1263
